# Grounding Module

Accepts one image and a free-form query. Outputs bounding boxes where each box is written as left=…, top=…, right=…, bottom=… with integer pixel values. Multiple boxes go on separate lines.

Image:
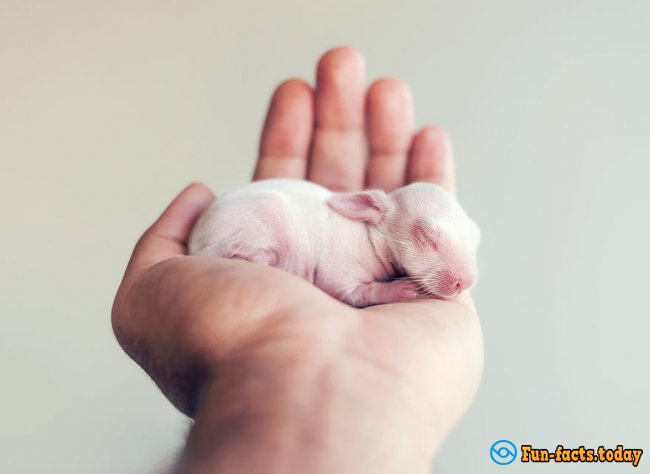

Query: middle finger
left=308, top=47, right=367, bottom=191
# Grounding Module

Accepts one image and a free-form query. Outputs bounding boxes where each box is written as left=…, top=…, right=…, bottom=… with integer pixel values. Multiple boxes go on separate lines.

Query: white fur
left=189, top=179, right=479, bottom=307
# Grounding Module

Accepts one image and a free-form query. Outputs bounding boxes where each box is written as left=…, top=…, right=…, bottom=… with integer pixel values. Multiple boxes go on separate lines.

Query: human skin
left=111, top=47, right=483, bottom=473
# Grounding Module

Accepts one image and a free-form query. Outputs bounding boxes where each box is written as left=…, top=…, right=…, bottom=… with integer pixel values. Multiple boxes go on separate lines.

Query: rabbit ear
left=327, top=190, right=393, bottom=225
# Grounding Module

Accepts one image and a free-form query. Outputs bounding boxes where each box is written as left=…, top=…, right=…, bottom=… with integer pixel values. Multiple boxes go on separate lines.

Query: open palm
left=112, top=48, right=483, bottom=463
left=253, top=47, right=483, bottom=443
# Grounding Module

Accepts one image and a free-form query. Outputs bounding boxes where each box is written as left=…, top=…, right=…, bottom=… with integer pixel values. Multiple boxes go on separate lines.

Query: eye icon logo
left=490, top=440, right=517, bottom=465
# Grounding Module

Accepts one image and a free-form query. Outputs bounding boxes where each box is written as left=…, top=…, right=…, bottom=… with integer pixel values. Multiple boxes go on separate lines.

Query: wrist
left=177, top=322, right=436, bottom=474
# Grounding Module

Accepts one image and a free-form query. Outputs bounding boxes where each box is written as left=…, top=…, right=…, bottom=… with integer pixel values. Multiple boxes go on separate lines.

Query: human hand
left=112, top=47, right=483, bottom=473
left=252, top=43, right=483, bottom=437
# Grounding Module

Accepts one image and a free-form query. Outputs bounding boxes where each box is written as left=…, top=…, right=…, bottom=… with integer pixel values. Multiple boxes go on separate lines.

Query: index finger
left=124, top=183, right=215, bottom=276
left=254, top=79, right=314, bottom=180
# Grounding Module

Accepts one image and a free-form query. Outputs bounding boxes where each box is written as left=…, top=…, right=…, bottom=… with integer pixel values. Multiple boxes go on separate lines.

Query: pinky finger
left=406, top=126, right=456, bottom=197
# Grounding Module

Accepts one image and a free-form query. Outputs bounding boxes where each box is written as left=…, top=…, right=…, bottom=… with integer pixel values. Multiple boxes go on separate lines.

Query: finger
left=126, top=183, right=215, bottom=275
left=407, top=126, right=456, bottom=196
left=365, top=78, right=414, bottom=191
left=308, top=47, right=367, bottom=191
left=254, top=79, right=314, bottom=180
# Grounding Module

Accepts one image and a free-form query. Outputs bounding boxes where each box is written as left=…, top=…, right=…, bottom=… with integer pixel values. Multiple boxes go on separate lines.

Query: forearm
left=175, top=337, right=436, bottom=474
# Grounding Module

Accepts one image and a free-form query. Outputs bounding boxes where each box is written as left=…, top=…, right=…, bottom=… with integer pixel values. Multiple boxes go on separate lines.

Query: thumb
left=125, top=183, right=215, bottom=276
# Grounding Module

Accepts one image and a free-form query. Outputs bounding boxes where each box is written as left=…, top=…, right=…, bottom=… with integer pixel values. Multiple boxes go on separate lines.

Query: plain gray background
left=1, top=1, right=648, bottom=472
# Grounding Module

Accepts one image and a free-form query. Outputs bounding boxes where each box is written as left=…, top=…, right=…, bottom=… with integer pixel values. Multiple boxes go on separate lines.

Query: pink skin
left=189, top=179, right=480, bottom=308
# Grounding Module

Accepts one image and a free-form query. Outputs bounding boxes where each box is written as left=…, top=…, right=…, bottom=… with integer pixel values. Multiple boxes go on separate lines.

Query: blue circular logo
left=490, top=439, right=517, bottom=465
